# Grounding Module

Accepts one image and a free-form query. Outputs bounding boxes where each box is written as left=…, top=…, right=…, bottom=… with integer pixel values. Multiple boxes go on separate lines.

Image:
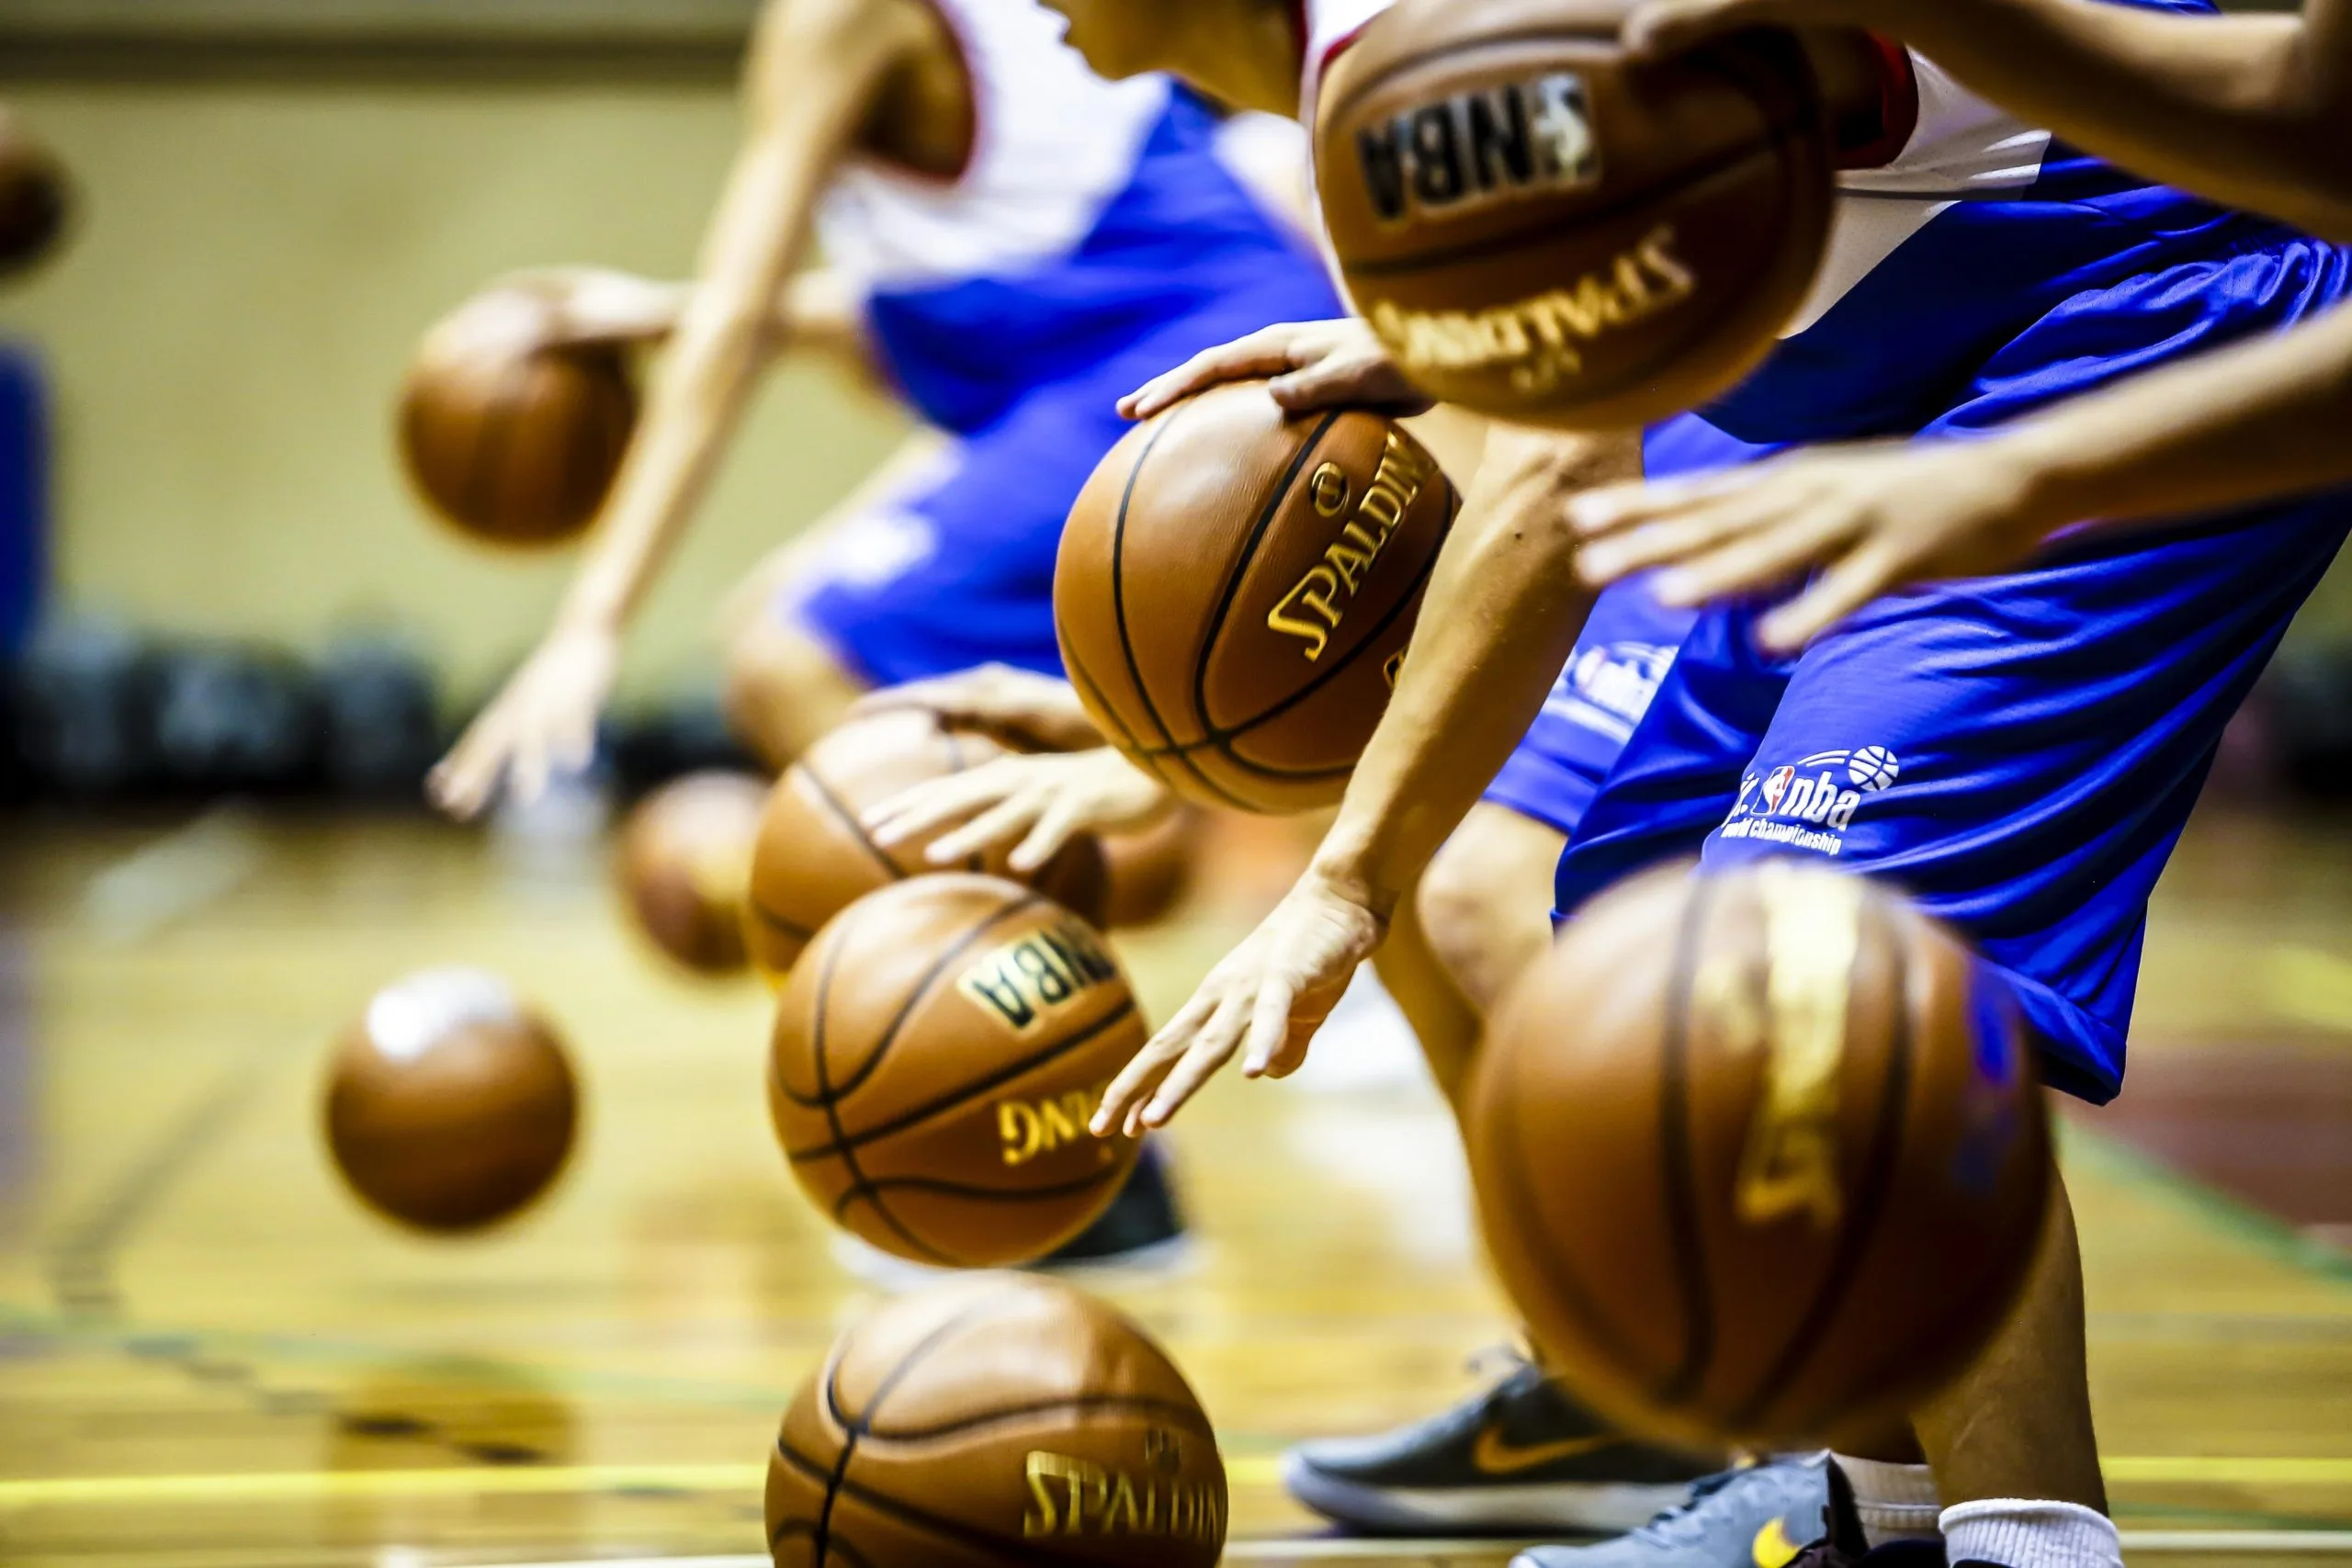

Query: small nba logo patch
left=1760, top=765, right=1795, bottom=813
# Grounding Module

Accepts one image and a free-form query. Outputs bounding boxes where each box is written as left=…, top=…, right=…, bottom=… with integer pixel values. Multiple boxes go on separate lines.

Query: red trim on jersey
left=1835, top=33, right=1920, bottom=171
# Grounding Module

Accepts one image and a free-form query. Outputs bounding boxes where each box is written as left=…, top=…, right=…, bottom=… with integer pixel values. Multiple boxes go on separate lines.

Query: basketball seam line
left=1760, top=905, right=1919, bottom=1437
left=853, top=1392, right=1217, bottom=1444
left=805, top=905, right=950, bottom=1265
left=746, top=899, right=815, bottom=941
left=1064, top=645, right=1181, bottom=795
left=784, top=997, right=1138, bottom=1161
left=798, top=762, right=909, bottom=884
left=1653, top=874, right=1719, bottom=1409
left=1188, top=410, right=1345, bottom=738
left=776, top=891, right=1048, bottom=1111
left=1106, top=404, right=1258, bottom=813
left=1341, top=126, right=1817, bottom=282
left=834, top=1167, right=1125, bottom=1210
left=1147, top=482, right=1456, bottom=775
left=776, top=1434, right=1043, bottom=1567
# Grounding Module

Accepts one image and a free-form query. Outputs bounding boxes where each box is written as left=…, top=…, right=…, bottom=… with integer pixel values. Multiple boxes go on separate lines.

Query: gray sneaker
left=1510, top=1454, right=1831, bottom=1568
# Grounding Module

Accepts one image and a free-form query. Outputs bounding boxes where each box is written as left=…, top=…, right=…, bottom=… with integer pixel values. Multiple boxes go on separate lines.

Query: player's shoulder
left=747, top=0, right=942, bottom=81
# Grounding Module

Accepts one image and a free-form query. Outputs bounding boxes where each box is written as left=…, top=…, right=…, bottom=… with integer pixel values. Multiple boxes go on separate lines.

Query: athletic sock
left=1939, top=1498, right=2122, bottom=1568
left=1831, top=1453, right=1940, bottom=1547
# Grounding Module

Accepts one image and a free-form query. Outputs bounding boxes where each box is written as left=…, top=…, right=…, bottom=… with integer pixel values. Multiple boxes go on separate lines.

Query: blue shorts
left=1480, top=416, right=1781, bottom=836
left=1552, top=497, right=2351, bottom=1105
left=790, top=278, right=1344, bottom=688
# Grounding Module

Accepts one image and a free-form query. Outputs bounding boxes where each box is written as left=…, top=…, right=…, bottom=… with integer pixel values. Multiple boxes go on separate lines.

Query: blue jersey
left=817, top=0, right=1333, bottom=435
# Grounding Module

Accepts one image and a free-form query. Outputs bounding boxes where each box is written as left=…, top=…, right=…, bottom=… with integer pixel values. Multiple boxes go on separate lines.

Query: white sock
left=1939, top=1498, right=2122, bottom=1568
left=1832, top=1453, right=1940, bottom=1548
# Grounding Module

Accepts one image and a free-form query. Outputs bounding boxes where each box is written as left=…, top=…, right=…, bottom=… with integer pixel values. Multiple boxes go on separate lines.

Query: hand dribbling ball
left=1317, top=0, right=1836, bottom=428
left=1468, top=860, right=2050, bottom=1449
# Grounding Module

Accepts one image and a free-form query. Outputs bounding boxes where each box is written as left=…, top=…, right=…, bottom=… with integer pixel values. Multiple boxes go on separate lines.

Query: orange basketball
left=1316, top=0, right=1835, bottom=428
left=767, top=1274, right=1226, bottom=1567
left=398, top=286, right=637, bottom=547
left=1468, top=860, right=2050, bottom=1449
left=324, top=969, right=579, bottom=1233
left=0, top=107, right=68, bottom=277
left=742, top=707, right=1106, bottom=984
left=768, top=875, right=1145, bottom=1268
left=1053, top=381, right=1457, bottom=815
left=617, top=770, right=768, bottom=976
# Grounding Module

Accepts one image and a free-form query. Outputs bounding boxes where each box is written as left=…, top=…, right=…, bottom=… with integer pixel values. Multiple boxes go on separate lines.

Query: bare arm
left=1094, top=423, right=1641, bottom=1134
left=429, top=0, right=927, bottom=817
left=1629, top=0, right=2352, bottom=242
left=1573, top=297, right=2352, bottom=649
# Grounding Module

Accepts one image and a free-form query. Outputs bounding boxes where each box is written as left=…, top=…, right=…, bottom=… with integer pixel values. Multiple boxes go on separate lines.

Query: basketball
left=1053, top=381, right=1457, bottom=815
left=323, top=969, right=580, bottom=1233
left=743, top=706, right=1107, bottom=982
left=398, top=286, right=638, bottom=547
left=617, top=770, right=768, bottom=976
left=1315, top=0, right=1835, bottom=429
left=1101, top=808, right=1199, bottom=929
left=767, top=1273, right=1226, bottom=1568
left=768, top=875, right=1145, bottom=1268
left=1467, top=860, right=2051, bottom=1449
left=0, top=107, right=68, bottom=276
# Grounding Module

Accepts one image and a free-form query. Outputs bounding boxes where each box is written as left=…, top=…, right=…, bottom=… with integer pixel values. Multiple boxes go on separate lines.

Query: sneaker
left=1773, top=1462, right=1953, bottom=1568
left=1282, top=1351, right=1720, bottom=1535
left=1507, top=1453, right=1830, bottom=1567
left=1037, top=1139, right=1191, bottom=1272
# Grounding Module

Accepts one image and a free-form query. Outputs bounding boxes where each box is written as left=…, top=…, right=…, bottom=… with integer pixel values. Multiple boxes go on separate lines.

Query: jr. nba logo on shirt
left=1548, top=640, right=1676, bottom=743
left=1723, top=747, right=1902, bottom=854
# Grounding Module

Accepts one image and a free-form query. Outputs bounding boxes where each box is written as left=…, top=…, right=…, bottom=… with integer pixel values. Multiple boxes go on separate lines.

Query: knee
left=723, top=615, right=864, bottom=771
left=1415, top=804, right=1565, bottom=1015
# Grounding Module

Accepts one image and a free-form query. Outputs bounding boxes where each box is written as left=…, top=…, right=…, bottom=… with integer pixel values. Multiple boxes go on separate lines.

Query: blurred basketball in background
left=767, top=1273, right=1226, bottom=1568
left=398, top=286, right=637, bottom=547
left=743, top=706, right=1106, bottom=982
left=1316, top=0, right=1835, bottom=427
left=1101, top=807, right=1199, bottom=929
left=324, top=969, right=578, bottom=1233
left=1468, top=859, right=2050, bottom=1449
left=769, top=875, right=1144, bottom=1267
left=1055, top=381, right=1456, bottom=814
left=0, top=107, right=69, bottom=277
left=618, top=770, right=767, bottom=976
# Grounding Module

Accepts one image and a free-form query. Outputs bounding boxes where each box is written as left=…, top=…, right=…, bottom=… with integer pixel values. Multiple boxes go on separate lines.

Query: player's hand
left=1119, top=318, right=1431, bottom=420
left=1567, top=438, right=2044, bottom=652
left=853, top=664, right=1107, bottom=752
left=863, top=748, right=1172, bottom=874
left=1091, top=873, right=1385, bottom=1136
left=493, top=265, right=687, bottom=345
left=428, top=620, right=623, bottom=819
left=1618, top=0, right=1899, bottom=57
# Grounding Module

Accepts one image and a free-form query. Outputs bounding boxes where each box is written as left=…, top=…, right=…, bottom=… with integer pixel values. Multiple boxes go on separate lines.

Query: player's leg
left=724, top=616, right=867, bottom=771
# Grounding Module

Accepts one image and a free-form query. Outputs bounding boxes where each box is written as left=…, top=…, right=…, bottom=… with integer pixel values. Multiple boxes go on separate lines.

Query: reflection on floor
left=0, top=802, right=2346, bottom=1567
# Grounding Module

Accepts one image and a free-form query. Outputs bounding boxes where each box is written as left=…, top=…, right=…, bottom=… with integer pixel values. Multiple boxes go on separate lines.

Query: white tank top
left=815, top=0, right=1170, bottom=292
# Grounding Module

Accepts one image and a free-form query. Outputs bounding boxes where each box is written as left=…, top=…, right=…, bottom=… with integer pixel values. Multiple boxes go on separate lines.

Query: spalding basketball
left=769, top=875, right=1144, bottom=1268
left=324, top=969, right=579, bottom=1233
left=1468, top=860, right=2049, bottom=1448
left=768, top=1274, right=1226, bottom=1567
left=1054, top=381, right=1456, bottom=815
left=617, top=770, right=768, bottom=976
left=742, top=706, right=1106, bottom=983
left=398, top=286, right=637, bottom=547
left=0, top=107, right=67, bottom=277
left=1317, top=0, right=1835, bottom=428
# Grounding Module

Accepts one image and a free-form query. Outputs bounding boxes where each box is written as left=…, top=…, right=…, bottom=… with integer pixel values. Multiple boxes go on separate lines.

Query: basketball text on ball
left=957, top=915, right=1121, bottom=1032
left=1266, top=431, right=1442, bottom=661
left=998, top=1087, right=1111, bottom=1167
left=1023, top=1450, right=1227, bottom=1543
left=1356, top=73, right=1599, bottom=225
left=1717, top=863, right=1860, bottom=1231
left=1366, top=224, right=1696, bottom=395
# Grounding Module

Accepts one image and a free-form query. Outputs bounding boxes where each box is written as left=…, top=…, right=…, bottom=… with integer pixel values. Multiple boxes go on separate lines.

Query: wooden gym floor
left=1, top=800, right=2349, bottom=1567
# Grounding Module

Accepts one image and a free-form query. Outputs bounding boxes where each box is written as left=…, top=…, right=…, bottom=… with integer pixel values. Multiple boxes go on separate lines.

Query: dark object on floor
left=316, top=634, right=441, bottom=802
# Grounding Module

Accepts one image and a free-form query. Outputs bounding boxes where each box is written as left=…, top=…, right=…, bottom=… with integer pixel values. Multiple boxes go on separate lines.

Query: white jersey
left=815, top=0, right=1169, bottom=291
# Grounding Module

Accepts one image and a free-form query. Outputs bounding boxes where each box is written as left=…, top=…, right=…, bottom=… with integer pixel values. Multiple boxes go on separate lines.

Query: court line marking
left=7, top=1454, right=2352, bottom=1511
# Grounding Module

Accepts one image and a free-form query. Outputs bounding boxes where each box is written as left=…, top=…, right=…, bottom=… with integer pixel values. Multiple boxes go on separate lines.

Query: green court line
left=2058, top=1119, right=2352, bottom=1288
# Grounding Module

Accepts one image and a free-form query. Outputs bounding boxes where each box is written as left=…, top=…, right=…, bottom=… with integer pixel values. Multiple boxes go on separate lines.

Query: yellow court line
left=2, top=1454, right=2346, bottom=1510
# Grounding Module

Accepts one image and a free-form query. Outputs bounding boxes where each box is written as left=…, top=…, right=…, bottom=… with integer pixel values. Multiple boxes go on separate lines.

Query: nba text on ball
left=1266, top=431, right=1442, bottom=660
left=1355, top=73, right=1600, bottom=224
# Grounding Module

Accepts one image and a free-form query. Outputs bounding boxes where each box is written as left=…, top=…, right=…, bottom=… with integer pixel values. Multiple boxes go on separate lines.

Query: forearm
left=1886, top=0, right=2352, bottom=239
left=1309, top=427, right=1641, bottom=918
left=2002, top=297, right=2352, bottom=536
